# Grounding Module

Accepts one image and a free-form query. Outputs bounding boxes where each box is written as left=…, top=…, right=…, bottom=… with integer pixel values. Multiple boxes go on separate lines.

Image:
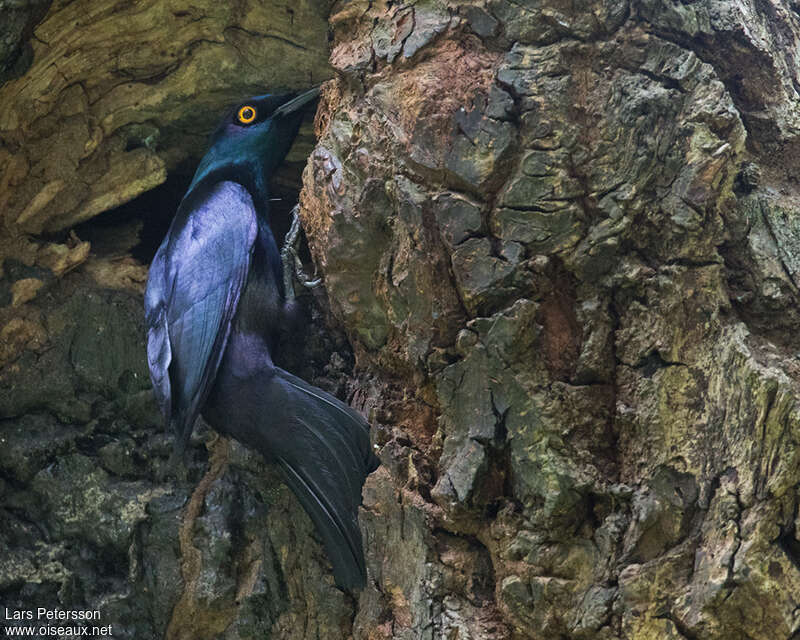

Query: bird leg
left=281, top=204, right=321, bottom=302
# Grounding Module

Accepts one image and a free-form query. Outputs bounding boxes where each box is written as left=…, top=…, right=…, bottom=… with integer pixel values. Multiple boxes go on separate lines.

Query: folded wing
left=144, top=181, right=258, bottom=453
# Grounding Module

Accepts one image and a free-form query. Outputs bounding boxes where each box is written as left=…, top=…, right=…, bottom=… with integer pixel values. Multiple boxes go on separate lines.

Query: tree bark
left=4, top=1, right=800, bottom=639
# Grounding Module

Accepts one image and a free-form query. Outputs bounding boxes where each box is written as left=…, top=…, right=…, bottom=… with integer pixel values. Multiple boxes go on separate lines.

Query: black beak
left=274, top=87, right=321, bottom=118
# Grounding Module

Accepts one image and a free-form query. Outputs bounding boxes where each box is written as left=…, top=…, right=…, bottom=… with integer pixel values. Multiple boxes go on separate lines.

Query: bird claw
left=282, top=205, right=322, bottom=302
left=282, top=206, right=303, bottom=252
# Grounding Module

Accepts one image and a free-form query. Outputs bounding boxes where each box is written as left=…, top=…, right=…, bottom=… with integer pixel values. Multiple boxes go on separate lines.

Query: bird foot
left=282, top=205, right=322, bottom=302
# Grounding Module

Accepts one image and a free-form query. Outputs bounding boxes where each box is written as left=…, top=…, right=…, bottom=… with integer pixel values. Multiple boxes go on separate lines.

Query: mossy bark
left=4, top=1, right=800, bottom=639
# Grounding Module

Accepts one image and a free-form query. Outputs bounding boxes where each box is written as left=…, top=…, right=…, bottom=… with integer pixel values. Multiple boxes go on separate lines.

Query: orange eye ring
left=237, top=105, right=257, bottom=124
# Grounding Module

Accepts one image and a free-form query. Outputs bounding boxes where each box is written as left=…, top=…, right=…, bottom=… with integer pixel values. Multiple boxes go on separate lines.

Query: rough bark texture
left=4, top=1, right=800, bottom=639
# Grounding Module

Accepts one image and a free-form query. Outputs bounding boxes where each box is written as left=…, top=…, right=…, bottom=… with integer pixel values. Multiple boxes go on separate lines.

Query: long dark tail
left=270, top=369, right=378, bottom=589
left=209, top=363, right=378, bottom=589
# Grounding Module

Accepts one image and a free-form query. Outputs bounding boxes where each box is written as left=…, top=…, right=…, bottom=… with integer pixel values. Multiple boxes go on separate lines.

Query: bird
left=144, top=88, right=379, bottom=590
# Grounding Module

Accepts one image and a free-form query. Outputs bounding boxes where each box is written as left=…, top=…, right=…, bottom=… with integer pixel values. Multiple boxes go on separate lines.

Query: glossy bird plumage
left=144, top=90, right=378, bottom=590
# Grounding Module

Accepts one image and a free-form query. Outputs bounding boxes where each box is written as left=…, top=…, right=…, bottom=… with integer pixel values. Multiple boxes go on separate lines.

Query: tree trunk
left=3, top=1, right=800, bottom=639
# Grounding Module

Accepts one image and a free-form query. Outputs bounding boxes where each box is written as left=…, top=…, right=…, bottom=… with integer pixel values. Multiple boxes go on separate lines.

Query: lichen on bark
left=5, top=0, right=800, bottom=639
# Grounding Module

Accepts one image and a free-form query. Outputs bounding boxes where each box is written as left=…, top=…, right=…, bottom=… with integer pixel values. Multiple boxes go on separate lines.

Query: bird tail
left=228, top=365, right=378, bottom=590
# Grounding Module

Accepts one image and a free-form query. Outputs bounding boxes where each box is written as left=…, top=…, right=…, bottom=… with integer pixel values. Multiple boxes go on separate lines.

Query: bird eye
left=237, top=105, right=257, bottom=124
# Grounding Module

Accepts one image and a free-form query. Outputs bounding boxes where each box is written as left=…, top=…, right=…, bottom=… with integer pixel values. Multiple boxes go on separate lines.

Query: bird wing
left=144, top=244, right=173, bottom=421
left=144, top=181, right=258, bottom=452
left=243, top=366, right=379, bottom=589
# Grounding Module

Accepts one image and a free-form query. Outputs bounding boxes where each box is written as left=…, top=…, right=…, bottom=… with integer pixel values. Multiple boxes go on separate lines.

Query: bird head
left=185, top=87, right=320, bottom=206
